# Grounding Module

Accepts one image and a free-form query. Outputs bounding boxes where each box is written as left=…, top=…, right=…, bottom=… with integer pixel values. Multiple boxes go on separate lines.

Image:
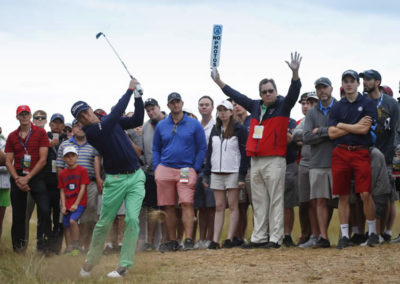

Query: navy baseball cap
left=167, top=92, right=182, bottom=103
left=359, top=69, right=382, bottom=81
left=72, top=119, right=78, bottom=126
left=71, top=101, right=90, bottom=118
left=314, top=77, right=332, bottom=87
left=342, top=70, right=360, bottom=82
left=144, top=98, right=159, bottom=107
left=50, top=113, right=64, bottom=123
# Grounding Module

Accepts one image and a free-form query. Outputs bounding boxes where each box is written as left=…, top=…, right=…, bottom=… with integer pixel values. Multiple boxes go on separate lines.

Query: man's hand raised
left=285, top=51, right=302, bottom=81
left=210, top=68, right=226, bottom=89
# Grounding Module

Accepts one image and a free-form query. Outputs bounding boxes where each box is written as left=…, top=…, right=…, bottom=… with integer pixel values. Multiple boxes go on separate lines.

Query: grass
left=1, top=204, right=400, bottom=283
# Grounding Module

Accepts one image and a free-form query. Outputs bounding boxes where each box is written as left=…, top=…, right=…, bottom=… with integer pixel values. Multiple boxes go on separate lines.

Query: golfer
left=72, top=78, right=145, bottom=278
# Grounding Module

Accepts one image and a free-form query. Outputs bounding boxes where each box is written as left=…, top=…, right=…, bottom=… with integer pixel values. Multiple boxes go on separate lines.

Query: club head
left=96, top=32, right=104, bottom=39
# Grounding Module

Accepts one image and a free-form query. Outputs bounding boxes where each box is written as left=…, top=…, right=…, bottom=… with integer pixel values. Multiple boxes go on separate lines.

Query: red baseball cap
left=16, top=105, right=31, bottom=115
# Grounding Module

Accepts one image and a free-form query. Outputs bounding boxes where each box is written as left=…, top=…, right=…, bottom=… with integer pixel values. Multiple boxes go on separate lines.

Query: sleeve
left=152, top=124, right=162, bottom=171
left=4, top=133, right=14, bottom=153
left=237, top=124, right=248, bottom=181
left=119, top=97, right=145, bottom=130
left=292, top=119, right=304, bottom=143
left=303, top=109, right=329, bottom=145
left=39, top=128, right=50, bottom=147
left=221, top=85, right=255, bottom=113
left=193, top=121, right=207, bottom=171
left=364, top=99, right=378, bottom=124
left=100, top=89, right=134, bottom=132
left=203, top=127, right=215, bottom=180
left=128, top=129, right=143, bottom=149
left=56, top=142, right=66, bottom=168
left=80, top=167, right=90, bottom=185
left=282, top=80, right=302, bottom=114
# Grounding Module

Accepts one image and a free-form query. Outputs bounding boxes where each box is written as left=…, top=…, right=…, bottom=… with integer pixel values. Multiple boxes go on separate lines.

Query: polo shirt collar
left=70, top=135, right=87, bottom=147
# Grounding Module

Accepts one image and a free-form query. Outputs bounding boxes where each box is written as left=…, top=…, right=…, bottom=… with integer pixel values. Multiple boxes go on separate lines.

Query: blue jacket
left=83, top=89, right=144, bottom=175
left=152, top=113, right=207, bottom=171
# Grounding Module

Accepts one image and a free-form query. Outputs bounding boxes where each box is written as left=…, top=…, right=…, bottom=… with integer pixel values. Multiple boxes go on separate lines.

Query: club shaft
left=103, top=35, right=133, bottom=79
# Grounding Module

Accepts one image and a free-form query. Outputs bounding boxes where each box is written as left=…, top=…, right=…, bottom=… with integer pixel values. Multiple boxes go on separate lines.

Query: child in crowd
left=58, top=146, right=89, bottom=255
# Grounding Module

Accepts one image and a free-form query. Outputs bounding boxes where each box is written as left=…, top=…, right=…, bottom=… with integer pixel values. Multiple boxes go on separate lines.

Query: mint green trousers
left=86, top=169, right=145, bottom=268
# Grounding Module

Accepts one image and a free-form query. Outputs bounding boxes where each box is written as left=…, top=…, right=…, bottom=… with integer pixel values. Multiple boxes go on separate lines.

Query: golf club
left=96, top=32, right=143, bottom=96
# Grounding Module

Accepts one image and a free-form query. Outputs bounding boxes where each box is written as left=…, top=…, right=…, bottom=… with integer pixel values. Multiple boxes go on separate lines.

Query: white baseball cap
left=63, top=146, right=78, bottom=157
left=216, top=100, right=233, bottom=110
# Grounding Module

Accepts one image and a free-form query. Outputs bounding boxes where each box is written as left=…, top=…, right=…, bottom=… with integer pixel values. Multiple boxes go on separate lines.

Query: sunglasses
left=261, top=89, right=275, bottom=95
left=34, top=116, right=47, bottom=120
left=63, top=128, right=72, bottom=133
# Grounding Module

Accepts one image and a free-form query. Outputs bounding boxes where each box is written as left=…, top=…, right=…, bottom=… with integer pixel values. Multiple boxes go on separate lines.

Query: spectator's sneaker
left=232, top=237, right=244, bottom=247
left=350, top=233, right=366, bottom=245
left=381, top=233, right=392, bottom=242
left=143, top=243, right=154, bottom=251
left=313, top=237, right=330, bottom=248
left=194, top=240, right=209, bottom=249
left=107, top=266, right=128, bottom=278
left=103, top=245, right=115, bottom=255
left=63, top=247, right=73, bottom=255
left=390, top=234, right=400, bottom=244
left=263, top=242, right=281, bottom=249
left=66, top=248, right=81, bottom=256
left=297, top=236, right=309, bottom=246
left=183, top=238, right=196, bottom=250
left=336, top=236, right=353, bottom=249
left=208, top=241, right=220, bottom=250
left=204, top=240, right=211, bottom=248
left=299, top=235, right=318, bottom=248
left=115, top=245, right=122, bottom=253
left=241, top=241, right=268, bottom=249
left=222, top=239, right=234, bottom=248
left=367, top=233, right=379, bottom=247
left=159, top=240, right=180, bottom=253
left=282, top=235, right=295, bottom=247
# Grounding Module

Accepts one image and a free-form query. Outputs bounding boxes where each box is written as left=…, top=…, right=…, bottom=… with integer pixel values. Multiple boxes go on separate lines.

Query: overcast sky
left=1, top=0, right=399, bottom=135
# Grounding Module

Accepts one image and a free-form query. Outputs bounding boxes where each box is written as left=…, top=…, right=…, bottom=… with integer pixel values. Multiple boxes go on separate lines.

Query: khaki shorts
left=210, top=172, right=239, bottom=190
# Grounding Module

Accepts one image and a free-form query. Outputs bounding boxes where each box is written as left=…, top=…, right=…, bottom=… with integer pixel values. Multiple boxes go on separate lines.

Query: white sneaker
left=194, top=240, right=204, bottom=249
left=379, top=235, right=384, bottom=244
left=298, top=235, right=318, bottom=248
left=390, top=234, right=400, bottom=244
left=107, top=267, right=128, bottom=278
left=203, top=240, right=211, bottom=248
left=79, top=268, right=91, bottom=278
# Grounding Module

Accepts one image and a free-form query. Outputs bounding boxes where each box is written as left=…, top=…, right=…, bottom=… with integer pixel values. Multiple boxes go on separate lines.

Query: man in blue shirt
left=74, top=79, right=145, bottom=278
left=328, top=70, right=379, bottom=248
left=153, top=92, right=207, bottom=252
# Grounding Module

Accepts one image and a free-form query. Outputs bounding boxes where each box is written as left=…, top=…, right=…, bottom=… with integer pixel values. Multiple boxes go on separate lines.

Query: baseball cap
left=71, top=101, right=90, bottom=118
left=144, top=98, right=159, bottom=108
left=94, top=108, right=107, bottom=118
left=359, top=69, right=381, bottom=81
left=72, top=119, right=79, bottom=127
left=16, top=105, right=31, bottom=115
left=306, top=92, right=319, bottom=101
left=342, top=70, right=360, bottom=81
left=314, top=77, right=332, bottom=87
left=298, top=93, right=308, bottom=103
left=167, top=92, right=182, bottom=103
left=64, top=123, right=72, bottom=129
left=216, top=100, right=233, bottom=110
left=50, top=113, right=65, bottom=123
left=380, top=85, right=393, bottom=97
left=63, top=146, right=78, bottom=157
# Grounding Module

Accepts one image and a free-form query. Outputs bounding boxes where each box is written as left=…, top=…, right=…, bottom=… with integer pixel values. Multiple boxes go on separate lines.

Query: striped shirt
left=5, top=124, right=49, bottom=171
left=56, top=136, right=99, bottom=178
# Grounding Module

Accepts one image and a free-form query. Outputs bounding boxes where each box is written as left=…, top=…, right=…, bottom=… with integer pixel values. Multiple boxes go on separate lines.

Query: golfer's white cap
left=63, top=146, right=78, bottom=157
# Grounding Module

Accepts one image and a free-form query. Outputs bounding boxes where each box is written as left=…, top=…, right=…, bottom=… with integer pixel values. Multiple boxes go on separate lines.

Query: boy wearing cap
left=73, top=79, right=145, bottom=278
left=5, top=105, right=51, bottom=253
left=359, top=69, right=399, bottom=242
left=328, top=70, right=379, bottom=248
left=59, top=146, right=89, bottom=255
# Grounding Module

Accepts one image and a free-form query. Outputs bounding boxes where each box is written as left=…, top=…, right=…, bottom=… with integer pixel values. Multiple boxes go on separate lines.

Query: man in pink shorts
left=153, top=92, right=207, bottom=252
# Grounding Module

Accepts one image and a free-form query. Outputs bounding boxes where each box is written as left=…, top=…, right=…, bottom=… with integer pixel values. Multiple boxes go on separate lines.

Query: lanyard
left=19, top=128, right=32, bottom=154
left=376, top=94, right=383, bottom=109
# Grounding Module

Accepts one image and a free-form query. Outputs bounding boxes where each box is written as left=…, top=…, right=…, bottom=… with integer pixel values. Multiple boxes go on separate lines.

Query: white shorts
left=210, top=173, right=239, bottom=190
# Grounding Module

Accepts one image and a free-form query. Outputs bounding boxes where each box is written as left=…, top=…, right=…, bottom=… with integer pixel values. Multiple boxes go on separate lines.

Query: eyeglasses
left=63, top=128, right=72, bottom=133
left=172, top=124, right=177, bottom=134
left=261, top=89, right=275, bottom=95
left=34, top=116, right=47, bottom=120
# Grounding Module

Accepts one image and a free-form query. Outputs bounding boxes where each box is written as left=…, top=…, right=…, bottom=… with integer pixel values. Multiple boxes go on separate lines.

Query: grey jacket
left=303, top=101, right=336, bottom=168
left=370, top=147, right=391, bottom=196
left=292, top=117, right=310, bottom=167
